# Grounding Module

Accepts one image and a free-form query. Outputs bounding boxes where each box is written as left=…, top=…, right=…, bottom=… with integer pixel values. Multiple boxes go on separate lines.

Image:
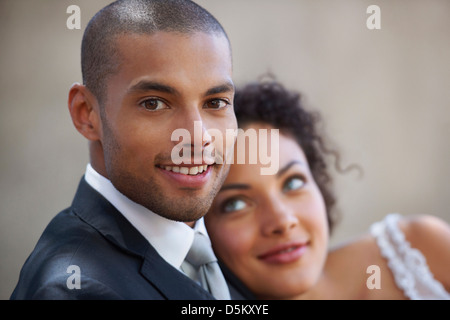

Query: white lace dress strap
left=370, top=213, right=450, bottom=300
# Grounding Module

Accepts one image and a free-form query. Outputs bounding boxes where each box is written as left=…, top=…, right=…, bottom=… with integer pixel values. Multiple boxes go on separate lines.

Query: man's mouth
left=157, top=164, right=211, bottom=176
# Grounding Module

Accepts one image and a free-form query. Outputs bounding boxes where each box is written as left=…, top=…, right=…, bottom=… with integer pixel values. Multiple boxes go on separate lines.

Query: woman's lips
left=257, top=242, right=309, bottom=264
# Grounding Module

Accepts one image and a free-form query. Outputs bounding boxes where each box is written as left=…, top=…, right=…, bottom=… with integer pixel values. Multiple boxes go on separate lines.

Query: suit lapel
left=71, top=177, right=215, bottom=300
left=141, top=245, right=215, bottom=300
left=219, top=260, right=255, bottom=300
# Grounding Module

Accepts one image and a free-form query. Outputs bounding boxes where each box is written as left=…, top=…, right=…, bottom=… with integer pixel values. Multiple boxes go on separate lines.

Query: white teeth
left=189, top=167, right=198, bottom=175
left=179, top=167, right=189, bottom=175
left=161, top=165, right=208, bottom=176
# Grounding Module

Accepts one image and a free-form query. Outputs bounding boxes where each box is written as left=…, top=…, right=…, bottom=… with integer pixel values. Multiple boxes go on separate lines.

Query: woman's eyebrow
left=276, top=160, right=305, bottom=177
left=219, top=161, right=305, bottom=191
left=219, top=183, right=251, bottom=192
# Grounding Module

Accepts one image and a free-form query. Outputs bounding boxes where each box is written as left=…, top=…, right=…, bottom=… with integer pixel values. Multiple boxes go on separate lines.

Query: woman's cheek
left=212, top=219, right=256, bottom=266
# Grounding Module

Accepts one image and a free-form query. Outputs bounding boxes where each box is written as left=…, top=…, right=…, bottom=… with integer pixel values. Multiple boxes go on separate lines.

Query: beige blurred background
left=1, top=0, right=449, bottom=299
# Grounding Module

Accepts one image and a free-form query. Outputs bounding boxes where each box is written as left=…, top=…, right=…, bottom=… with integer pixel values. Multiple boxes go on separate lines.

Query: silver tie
left=185, top=232, right=231, bottom=300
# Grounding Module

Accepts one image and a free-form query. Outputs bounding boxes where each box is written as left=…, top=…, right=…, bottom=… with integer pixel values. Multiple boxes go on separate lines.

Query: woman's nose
left=260, top=197, right=299, bottom=236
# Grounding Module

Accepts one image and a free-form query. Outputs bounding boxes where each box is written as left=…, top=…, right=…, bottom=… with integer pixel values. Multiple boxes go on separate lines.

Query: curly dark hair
left=233, top=78, right=342, bottom=233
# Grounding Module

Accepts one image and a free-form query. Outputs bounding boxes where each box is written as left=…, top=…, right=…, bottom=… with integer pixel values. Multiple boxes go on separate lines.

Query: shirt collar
left=84, top=163, right=207, bottom=270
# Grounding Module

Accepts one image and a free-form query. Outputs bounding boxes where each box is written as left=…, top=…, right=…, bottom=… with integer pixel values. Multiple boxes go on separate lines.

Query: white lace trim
left=370, top=213, right=450, bottom=300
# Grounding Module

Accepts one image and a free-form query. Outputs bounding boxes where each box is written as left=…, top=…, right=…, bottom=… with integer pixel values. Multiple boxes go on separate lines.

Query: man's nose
left=177, top=110, right=212, bottom=162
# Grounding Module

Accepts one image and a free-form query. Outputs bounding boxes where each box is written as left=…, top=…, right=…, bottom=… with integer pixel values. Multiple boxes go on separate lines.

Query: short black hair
left=233, top=78, right=342, bottom=233
left=81, top=0, right=229, bottom=105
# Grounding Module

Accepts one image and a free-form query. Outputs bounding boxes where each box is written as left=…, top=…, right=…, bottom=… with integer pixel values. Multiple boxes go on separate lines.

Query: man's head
left=68, top=0, right=237, bottom=224
left=81, top=0, right=230, bottom=105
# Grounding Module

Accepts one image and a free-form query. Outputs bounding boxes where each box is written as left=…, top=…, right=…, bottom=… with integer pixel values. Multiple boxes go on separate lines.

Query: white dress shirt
left=83, top=163, right=208, bottom=273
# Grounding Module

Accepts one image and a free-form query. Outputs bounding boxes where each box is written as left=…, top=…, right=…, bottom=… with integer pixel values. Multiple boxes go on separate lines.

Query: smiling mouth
left=157, top=164, right=211, bottom=176
left=257, top=242, right=309, bottom=264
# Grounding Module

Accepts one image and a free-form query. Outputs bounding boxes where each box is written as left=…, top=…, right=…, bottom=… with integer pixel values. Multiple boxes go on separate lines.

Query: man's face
left=98, top=31, right=236, bottom=223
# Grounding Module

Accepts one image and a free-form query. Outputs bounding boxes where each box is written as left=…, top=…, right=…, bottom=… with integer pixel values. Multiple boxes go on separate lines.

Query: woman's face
left=205, top=123, right=329, bottom=299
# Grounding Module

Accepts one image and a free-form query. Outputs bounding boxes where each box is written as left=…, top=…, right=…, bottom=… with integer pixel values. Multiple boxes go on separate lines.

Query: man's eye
left=222, top=198, right=248, bottom=213
left=140, top=98, right=167, bottom=111
left=283, top=176, right=305, bottom=192
left=205, top=99, right=229, bottom=110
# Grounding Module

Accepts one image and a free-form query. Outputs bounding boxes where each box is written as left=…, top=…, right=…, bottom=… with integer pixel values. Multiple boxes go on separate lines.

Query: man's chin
left=152, top=200, right=210, bottom=223
left=153, top=168, right=227, bottom=222
left=141, top=187, right=215, bottom=222
left=122, top=164, right=228, bottom=222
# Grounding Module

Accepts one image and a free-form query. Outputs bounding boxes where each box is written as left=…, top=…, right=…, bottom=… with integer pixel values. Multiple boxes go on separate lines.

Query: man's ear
left=68, top=83, right=102, bottom=141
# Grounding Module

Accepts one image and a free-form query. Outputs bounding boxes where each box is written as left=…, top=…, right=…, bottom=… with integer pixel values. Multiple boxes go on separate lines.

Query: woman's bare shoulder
left=400, top=214, right=450, bottom=291
left=400, top=214, right=450, bottom=243
left=325, top=214, right=450, bottom=298
left=327, top=214, right=450, bottom=266
left=325, top=232, right=404, bottom=299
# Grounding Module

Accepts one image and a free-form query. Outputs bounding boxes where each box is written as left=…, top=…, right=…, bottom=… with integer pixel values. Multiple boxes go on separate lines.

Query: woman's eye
left=222, top=198, right=248, bottom=213
left=140, top=98, right=166, bottom=111
left=283, top=176, right=305, bottom=192
left=206, top=99, right=229, bottom=110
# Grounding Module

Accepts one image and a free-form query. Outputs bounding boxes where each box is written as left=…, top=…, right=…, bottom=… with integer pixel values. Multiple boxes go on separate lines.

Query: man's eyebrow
left=219, top=183, right=250, bottom=192
left=127, top=80, right=179, bottom=95
left=277, top=160, right=305, bottom=177
left=204, top=81, right=235, bottom=96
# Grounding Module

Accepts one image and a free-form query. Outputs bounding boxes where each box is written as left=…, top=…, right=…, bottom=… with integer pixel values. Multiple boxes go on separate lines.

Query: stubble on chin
left=112, top=163, right=230, bottom=223
left=100, top=118, right=231, bottom=222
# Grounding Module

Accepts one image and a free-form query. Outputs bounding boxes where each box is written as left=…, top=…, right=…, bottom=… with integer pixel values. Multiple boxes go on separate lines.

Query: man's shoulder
left=36, top=207, right=109, bottom=262
left=10, top=206, right=145, bottom=300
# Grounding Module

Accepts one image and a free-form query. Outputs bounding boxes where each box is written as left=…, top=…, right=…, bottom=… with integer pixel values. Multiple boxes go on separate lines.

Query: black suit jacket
left=11, top=178, right=222, bottom=300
